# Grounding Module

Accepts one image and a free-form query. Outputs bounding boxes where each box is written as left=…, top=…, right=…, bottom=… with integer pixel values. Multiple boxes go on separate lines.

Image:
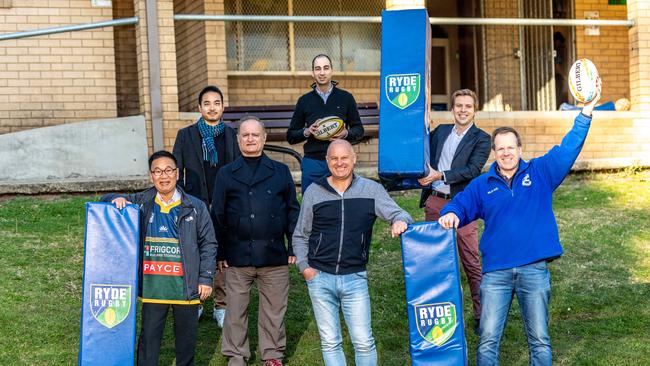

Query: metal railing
left=174, top=14, right=634, bottom=27
left=0, top=15, right=632, bottom=43
left=0, top=17, right=139, bottom=41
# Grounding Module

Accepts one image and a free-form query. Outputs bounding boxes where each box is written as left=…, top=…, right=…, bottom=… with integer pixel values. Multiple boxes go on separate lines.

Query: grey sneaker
left=198, top=304, right=203, bottom=320
left=213, top=308, right=225, bottom=328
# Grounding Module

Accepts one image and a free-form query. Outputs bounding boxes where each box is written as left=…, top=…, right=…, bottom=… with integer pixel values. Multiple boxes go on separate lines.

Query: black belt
left=432, top=190, right=450, bottom=200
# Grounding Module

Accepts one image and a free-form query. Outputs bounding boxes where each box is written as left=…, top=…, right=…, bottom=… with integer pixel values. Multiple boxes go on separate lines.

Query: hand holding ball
left=311, top=116, right=345, bottom=140
left=568, top=58, right=599, bottom=103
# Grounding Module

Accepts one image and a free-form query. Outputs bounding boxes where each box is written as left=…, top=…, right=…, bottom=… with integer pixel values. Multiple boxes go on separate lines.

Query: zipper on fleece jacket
left=335, top=195, right=345, bottom=274
left=494, top=166, right=526, bottom=197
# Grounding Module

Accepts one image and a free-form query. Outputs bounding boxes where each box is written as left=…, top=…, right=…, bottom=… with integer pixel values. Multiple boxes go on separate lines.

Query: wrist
left=303, top=128, right=310, bottom=137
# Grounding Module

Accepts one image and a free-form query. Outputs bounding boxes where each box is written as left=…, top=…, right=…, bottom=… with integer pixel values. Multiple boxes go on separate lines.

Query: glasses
left=151, top=167, right=177, bottom=177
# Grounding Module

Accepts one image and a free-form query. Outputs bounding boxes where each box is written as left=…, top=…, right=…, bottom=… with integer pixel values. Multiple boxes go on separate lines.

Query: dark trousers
left=425, top=195, right=483, bottom=320
left=137, top=303, right=199, bottom=366
left=221, top=266, right=289, bottom=366
left=300, top=157, right=329, bottom=194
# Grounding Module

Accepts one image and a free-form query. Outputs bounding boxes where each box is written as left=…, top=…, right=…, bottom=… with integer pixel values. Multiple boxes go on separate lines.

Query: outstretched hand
left=582, top=76, right=602, bottom=117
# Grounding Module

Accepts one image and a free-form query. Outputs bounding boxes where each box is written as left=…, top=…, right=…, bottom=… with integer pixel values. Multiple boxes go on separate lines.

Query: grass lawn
left=0, top=170, right=649, bottom=365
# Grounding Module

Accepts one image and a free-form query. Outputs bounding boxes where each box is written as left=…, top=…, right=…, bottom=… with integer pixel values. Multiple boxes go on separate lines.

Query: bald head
left=327, top=139, right=354, bottom=157
left=326, top=139, right=356, bottom=182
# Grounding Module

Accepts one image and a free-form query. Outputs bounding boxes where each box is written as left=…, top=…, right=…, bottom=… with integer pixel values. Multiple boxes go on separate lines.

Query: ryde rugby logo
left=89, top=284, right=131, bottom=329
left=414, top=302, right=458, bottom=346
left=385, top=73, right=420, bottom=109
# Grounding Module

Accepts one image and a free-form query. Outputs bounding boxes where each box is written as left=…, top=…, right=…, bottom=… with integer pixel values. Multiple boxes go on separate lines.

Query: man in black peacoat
left=211, top=117, right=299, bottom=366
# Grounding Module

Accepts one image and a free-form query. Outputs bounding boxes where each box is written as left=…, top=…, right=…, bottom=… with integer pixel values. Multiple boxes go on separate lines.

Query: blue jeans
left=477, top=261, right=552, bottom=366
left=306, top=270, right=377, bottom=366
left=301, top=157, right=329, bottom=194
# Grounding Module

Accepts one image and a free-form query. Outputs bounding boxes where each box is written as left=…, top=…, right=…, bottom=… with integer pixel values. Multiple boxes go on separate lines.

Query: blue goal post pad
left=401, top=222, right=467, bottom=366
left=378, top=8, right=432, bottom=191
left=79, top=202, right=140, bottom=366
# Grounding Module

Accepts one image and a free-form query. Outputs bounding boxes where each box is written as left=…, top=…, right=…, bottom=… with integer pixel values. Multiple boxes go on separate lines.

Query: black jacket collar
left=230, top=153, right=276, bottom=186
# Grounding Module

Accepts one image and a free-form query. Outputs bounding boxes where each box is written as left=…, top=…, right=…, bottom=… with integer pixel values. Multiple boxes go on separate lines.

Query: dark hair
left=450, top=89, right=479, bottom=110
left=491, top=127, right=522, bottom=150
left=312, top=54, right=333, bottom=70
left=148, top=150, right=177, bottom=169
left=198, top=85, right=224, bottom=105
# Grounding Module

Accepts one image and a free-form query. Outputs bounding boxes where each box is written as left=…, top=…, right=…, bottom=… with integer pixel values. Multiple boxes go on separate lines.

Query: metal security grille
left=225, top=0, right=384, bottom=72
left=520, top=0, right=555, bottom=111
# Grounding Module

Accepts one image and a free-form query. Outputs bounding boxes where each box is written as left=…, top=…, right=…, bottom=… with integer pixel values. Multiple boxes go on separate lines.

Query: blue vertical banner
left=401, top=222, right=467, bottom=366
left=79, top=202, right=140, bottom=366
left=378, top=8, right=431, bottom=191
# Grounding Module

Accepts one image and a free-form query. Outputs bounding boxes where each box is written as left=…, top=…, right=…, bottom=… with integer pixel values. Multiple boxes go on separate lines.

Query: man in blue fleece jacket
left=439, top=78, right=601, bottom=366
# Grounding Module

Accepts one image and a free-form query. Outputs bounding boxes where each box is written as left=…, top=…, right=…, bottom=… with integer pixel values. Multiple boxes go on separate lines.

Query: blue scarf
left=197, top=117, right=225, bottom=166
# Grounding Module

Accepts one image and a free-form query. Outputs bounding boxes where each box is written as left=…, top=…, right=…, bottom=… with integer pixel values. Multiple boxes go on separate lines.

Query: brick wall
left=482, top=0, right=522, bottom=111
left=113, top=0, right=139, bottom=117
left=228, top=75, right=380, bottom=106
left=628, top=0, right=650, bottom=111
left=0, top=0, right=117, bottom=134
left=431, top=111, right=650, bottom=167
left=175, top=111, right=650, bottom=175
left=575, top=0, right=629, bottom=102
left=174, top=0, right=208, bottom=112
left=204, top=0, right=230, bottom=105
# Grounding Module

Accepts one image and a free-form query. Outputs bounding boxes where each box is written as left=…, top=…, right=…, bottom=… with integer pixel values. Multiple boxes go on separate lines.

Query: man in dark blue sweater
left=439, top=78, right=601, bottom=365
left=286, top=54, right=364, bottom=193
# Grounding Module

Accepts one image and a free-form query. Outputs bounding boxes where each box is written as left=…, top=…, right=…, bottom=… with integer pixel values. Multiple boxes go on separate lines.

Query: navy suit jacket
left=419, top=123, right=491, bottom=207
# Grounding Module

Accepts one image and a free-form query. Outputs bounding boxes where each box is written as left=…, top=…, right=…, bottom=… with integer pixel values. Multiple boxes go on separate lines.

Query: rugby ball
left=312, top=116, right=344, bottom=140
left=568, top=58, right=599, bottom=103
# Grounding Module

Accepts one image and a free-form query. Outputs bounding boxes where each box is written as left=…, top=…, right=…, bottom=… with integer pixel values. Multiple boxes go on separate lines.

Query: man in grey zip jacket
left=292, top=140, right=412, bottom=366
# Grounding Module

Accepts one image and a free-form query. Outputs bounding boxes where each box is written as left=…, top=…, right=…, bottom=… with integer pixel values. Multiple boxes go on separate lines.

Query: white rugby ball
left=568, top=58, right=599, bottom=103
left=312, top=116, right=344, bottom=141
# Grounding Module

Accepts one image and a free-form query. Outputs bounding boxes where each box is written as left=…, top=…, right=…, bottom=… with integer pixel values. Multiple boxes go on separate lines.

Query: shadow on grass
left=155, top=269, right=315, bottom=365
left=491, top=175, right=650, bottom=365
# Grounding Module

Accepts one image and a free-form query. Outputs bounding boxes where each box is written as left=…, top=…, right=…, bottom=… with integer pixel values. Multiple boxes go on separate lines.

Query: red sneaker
left=263, top=359, right=283, bottom=366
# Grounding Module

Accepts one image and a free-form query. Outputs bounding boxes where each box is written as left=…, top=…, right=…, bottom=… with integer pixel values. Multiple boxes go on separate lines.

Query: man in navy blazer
left=211, top=116, right=299, bottom=366
left=172, top=85, right=241, bottom=326
left=418, top=89, right=491, bottom=324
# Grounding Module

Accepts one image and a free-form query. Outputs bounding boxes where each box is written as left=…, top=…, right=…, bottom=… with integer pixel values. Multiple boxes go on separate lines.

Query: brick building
left=0, top=0, right=649, bottom=179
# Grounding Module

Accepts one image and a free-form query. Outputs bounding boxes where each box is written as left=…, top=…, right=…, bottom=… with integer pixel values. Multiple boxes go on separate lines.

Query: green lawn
left=0, top=170, right=649, bottom=365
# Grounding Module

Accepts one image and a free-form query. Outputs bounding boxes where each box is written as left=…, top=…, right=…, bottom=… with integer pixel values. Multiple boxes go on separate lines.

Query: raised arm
left=537, top=77, right=601, bottom=190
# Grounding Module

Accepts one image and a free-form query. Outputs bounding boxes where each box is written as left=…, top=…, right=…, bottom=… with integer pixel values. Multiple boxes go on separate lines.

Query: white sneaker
left=213, top=308, right=225, bottom=328
left=198, top=304, right=203, bottom=320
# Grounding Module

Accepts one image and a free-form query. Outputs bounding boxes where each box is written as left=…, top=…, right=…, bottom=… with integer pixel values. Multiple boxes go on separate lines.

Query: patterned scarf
left=197, top=117, right=225, bottom=166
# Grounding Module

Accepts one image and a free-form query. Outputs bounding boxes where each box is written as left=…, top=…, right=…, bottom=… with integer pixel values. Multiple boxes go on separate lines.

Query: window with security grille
left=225, top=0, right=384, bottom=73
